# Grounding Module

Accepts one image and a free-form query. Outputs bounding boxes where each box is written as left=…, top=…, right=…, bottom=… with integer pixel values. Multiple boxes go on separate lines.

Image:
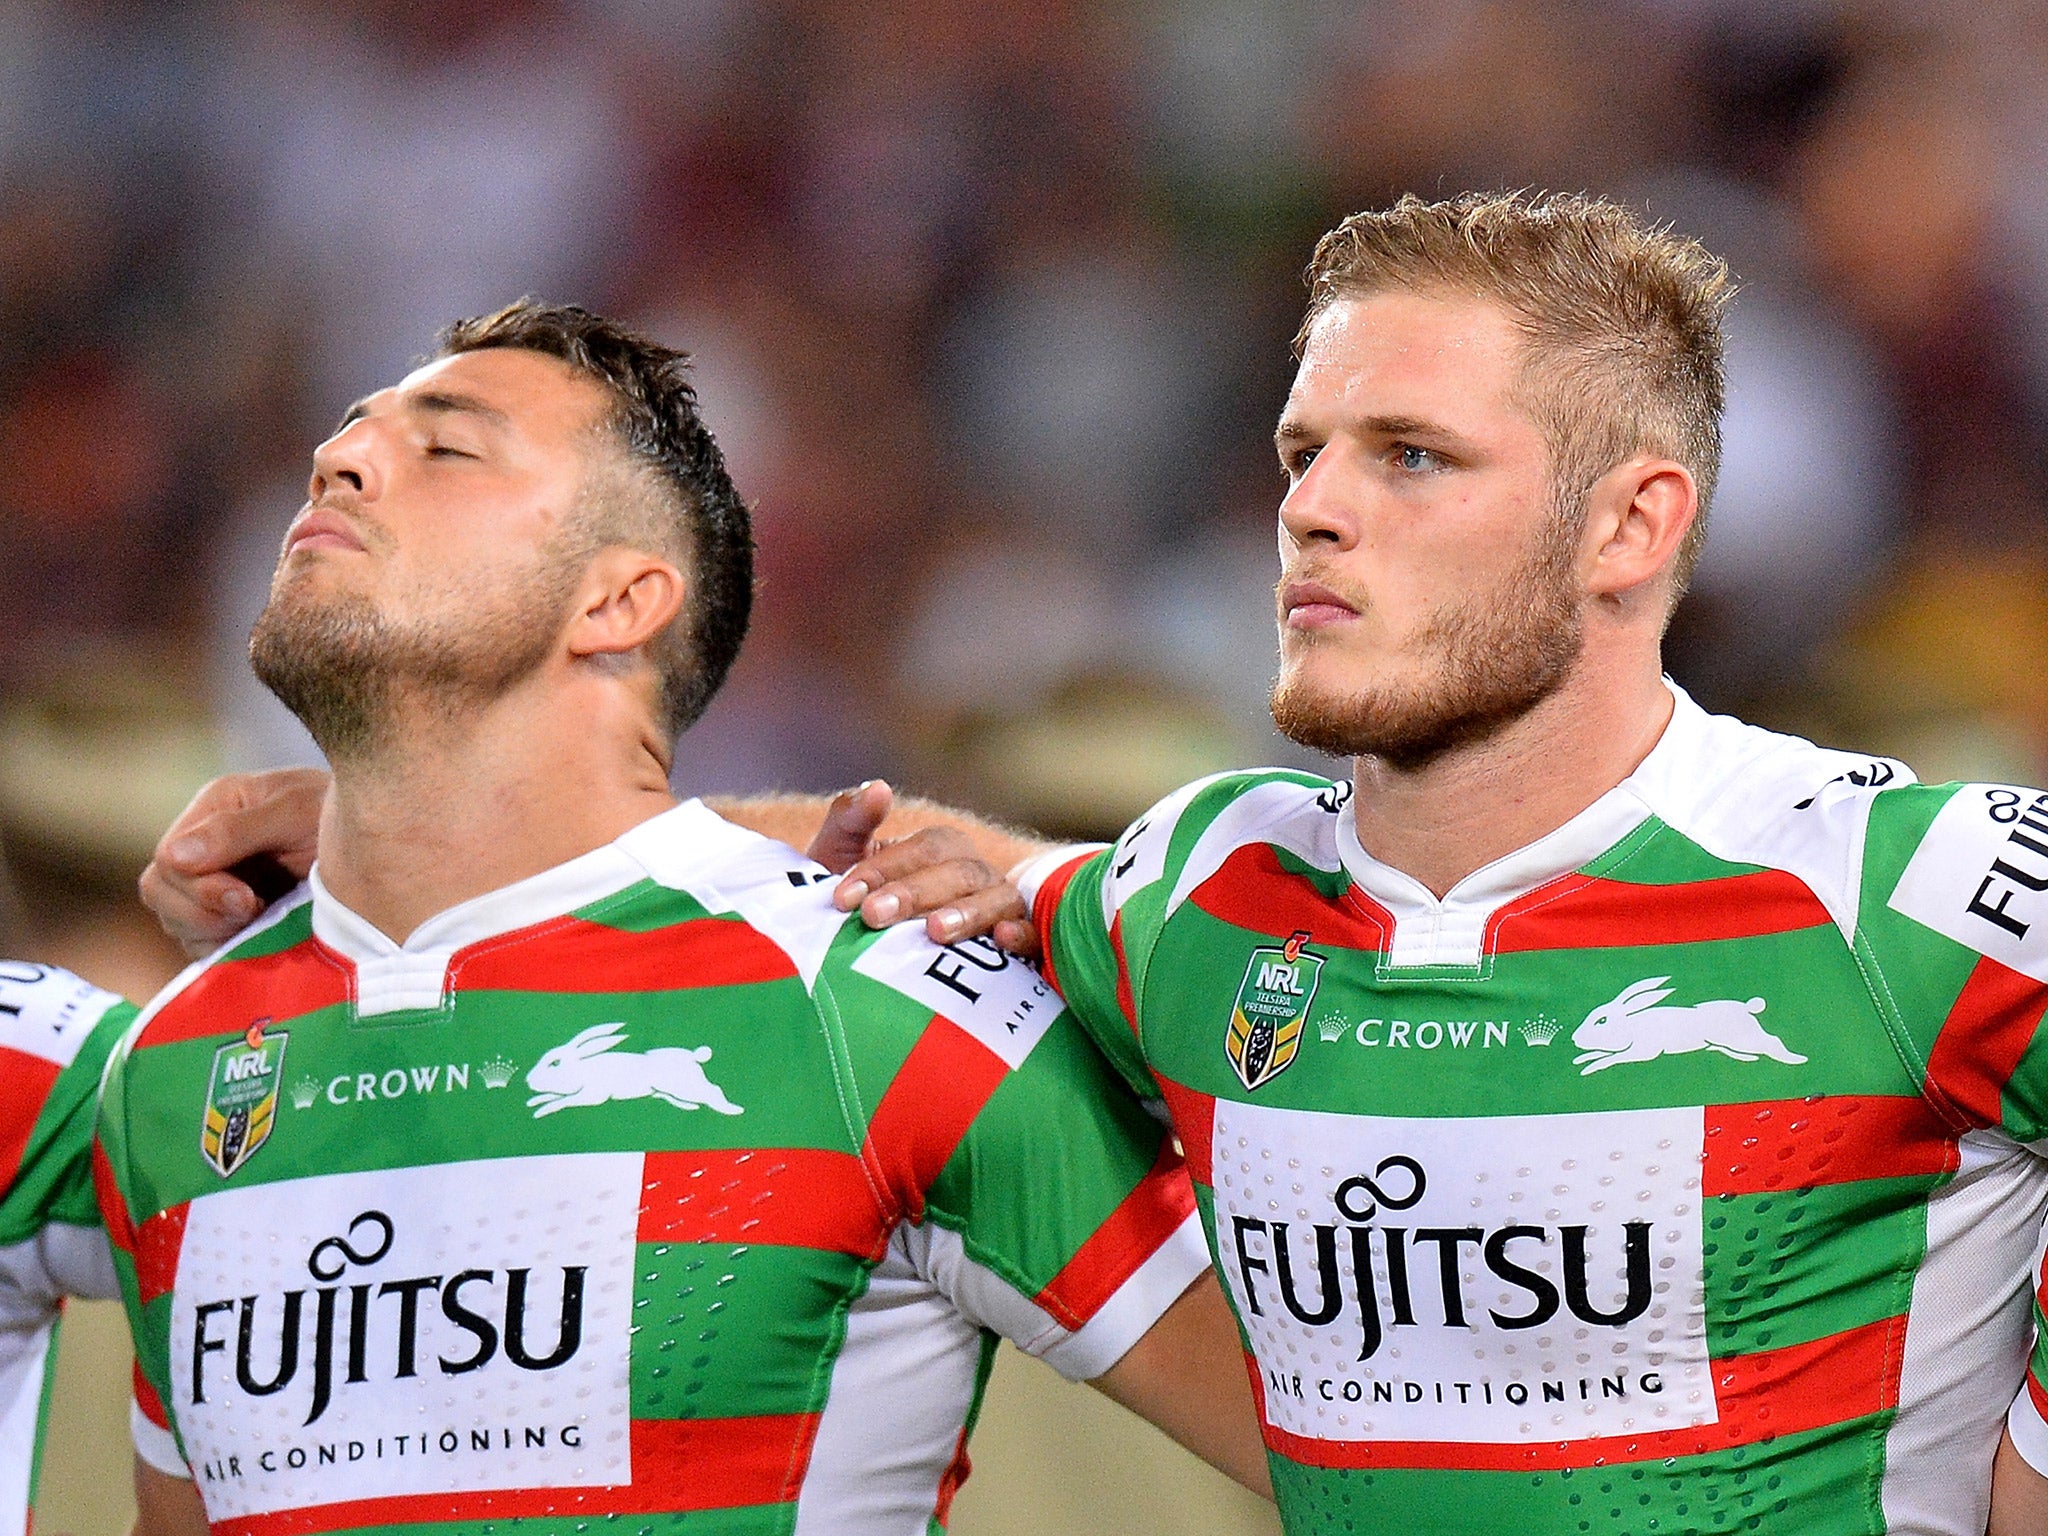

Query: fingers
left=990, top=917, right=1043, bottom=962
left=833, top=826, right=986, bottom=920
left=155, top=768, right=328, bottom=878
left=140, top=769, right=329, bottom=957
left=807, top=780, right=894, bottom=874
left=137, top=865, right=263, bottom=959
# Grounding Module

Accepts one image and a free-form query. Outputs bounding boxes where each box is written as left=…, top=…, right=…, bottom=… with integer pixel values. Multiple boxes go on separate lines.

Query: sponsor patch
left=851, top=929, right=1057, bottom=1070
left=1210, top=1100, right=1712, bottom=1448
left=202, top=1025, right=288, bottom=1178
left=170, top=1153, right=639, bottom=1519
left=1225, top=931, right=1321, bottom=1091
left=1890, top=785, right=2048, bottom=980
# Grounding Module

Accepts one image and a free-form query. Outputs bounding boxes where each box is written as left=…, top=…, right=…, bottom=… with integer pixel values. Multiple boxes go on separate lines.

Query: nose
left=308, top=418, right=381, bottom=507
left=1277, top=447, right=1360, bottom=554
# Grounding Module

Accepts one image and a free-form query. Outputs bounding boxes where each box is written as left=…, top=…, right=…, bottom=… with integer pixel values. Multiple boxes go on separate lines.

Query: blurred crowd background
left=5, top=0, right=2048, bottom=1531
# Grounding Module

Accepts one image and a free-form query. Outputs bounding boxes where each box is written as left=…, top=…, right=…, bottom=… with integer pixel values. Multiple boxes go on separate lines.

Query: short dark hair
left=438, top=299, right=753, bottom=736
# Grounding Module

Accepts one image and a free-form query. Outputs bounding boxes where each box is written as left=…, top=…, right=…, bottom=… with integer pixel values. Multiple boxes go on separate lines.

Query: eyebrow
left=335, top=390, right=512, bottom=433
left=1275, top=412, right=1453, bottom=447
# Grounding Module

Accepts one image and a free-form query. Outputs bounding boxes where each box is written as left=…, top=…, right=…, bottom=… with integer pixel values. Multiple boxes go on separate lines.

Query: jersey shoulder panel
left=1630, top=700, right=1914, bottom=941
left=618, top=799, right=848, bottom=987
left=1101, top=767, right=1347, bottom=933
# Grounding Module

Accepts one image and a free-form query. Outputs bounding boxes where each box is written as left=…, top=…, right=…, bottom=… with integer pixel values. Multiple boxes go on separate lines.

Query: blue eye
left=1396, top=444, right=1437, bottom=472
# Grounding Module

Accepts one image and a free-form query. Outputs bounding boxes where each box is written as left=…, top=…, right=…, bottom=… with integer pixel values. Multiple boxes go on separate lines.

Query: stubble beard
left=249, top=559, right=575, bottom=768
left=1269, top=507, right=1586, bottom=771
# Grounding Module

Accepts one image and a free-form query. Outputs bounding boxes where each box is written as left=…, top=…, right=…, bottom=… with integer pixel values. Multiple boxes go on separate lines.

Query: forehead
left=373, top=347, right=612, bottom=441
left=1287, top=290, right=1530, bottom=419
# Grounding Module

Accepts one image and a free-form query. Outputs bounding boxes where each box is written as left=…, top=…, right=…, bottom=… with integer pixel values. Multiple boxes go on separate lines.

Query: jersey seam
left=807, top=968, right=898, bottom=1231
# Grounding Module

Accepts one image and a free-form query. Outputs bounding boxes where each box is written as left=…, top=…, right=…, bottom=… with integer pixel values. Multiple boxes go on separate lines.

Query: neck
left=312, top=680, right=676, bottom=944
left=1347, top=654, right=1673, bottom=899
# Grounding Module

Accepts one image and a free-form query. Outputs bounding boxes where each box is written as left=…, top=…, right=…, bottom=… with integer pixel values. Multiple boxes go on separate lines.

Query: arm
left=1090, top=1273, right=1270, bottom=1498
left=1991, top=1427, right=2048, bottom=1536
left=140, top=774, right=1046, bottom=955
left=133, top=1459, right=209, bottom=1536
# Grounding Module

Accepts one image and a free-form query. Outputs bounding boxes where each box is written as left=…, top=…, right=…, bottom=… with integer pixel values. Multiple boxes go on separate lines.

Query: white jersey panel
left=1881, top=1130, right=2048, bottom=1535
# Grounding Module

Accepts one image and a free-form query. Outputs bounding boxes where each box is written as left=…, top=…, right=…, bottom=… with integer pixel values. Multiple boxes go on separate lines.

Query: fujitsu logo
left=1228, top=1155, right=1654, bottom=1362
left=187, top=1210, right=587, bottom=1426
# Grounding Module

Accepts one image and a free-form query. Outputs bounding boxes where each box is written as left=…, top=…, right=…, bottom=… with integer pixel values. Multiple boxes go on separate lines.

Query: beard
left=1270, top=506, right=1585, bottom=771
left=249, top=559, right=575, bottom=766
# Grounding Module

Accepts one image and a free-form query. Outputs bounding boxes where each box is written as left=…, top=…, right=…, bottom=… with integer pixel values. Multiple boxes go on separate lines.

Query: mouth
left=282, top=507, right=368, bottom=557
left=1279, top=578, right=1360, bottom=631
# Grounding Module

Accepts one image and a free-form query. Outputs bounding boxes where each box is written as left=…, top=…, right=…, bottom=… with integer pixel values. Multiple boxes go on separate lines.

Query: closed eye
left=425, top=445, right=478, bottom=459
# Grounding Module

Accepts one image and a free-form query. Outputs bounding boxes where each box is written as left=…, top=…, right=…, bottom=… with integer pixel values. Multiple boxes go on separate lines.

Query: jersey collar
left=308, top=800, right=722, bottom=1015
left=1333, top=681, right=1709, bottom=969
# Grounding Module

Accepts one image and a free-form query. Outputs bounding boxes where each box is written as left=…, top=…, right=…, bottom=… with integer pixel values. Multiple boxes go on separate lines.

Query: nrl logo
left=1225, top=931, right=1323, bottom=1092
left=202, top=1022, right=289, bottom=1178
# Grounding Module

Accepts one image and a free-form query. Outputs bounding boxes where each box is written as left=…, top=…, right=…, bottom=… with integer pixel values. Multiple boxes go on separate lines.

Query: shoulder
left=1630, top=693, right=1915, bottom=941
left=1870, top=780, right=2048, bottom=978
left=1099, top=766, right=1349, bottom=924
left=124, top=887, right=328, bottom=1053
left=0, top=961, right=132, bottom=1075
left=617, top=799, right=857, bottom=988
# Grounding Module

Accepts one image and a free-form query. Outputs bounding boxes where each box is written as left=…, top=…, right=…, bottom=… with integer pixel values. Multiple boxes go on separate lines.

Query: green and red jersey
left=0, top=962, right=131, bottom=1536
left=96, top=800, right=1206, bottom=1536
left=1018, top=684, right=2048, bottom=1535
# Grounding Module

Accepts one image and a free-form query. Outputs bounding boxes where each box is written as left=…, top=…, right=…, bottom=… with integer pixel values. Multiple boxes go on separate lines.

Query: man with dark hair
left=103, top=301, right=1264, bottom=1536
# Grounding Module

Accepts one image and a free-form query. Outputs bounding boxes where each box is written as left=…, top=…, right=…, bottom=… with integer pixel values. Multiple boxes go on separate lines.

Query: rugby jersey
left=97, top=800, right=1207, bottom=1535
left=1018, top=683, right=2048, bottom=1535
left=0, top=963, right=128, bottom=1536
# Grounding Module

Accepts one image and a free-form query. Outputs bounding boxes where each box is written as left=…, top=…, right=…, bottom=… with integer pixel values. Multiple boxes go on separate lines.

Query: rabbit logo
left=525, top=1022, right=744, bottom=1117
left=1571, top=977, right=1807, bottom=1076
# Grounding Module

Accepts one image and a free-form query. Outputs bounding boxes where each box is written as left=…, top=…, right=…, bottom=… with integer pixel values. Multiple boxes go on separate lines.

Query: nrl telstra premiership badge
left=202, top=1022, right=288, bottom=1178
left=1226, top=930, right=1322, bottom=1091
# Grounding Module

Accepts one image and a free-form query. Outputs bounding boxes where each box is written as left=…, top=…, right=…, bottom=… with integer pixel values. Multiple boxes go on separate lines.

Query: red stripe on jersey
left=0, top=1050, right=60, bottom=1190
left=1191, top=844, right=1391, bottom=953
left=451, top=916, right=797, bottom=995
left=1155, top=1077, right=1217, bottom=1186
left=1110, top=913, right=1139, bottom=1036
left=140, top=946, right=350, bottom=1047
left=932, top=1427, right=973, bottom=1527
left=134, top=1202, right=191, bottom=1307
left=210, top=1413, right=820, bottom=1536
left=92, top=1141, right=135, bottom=1257
left=1487, top=869, right=1832, bottom=954
left=1703, top=1095, right=1959, bottom=1196
left=637, top=1148, right=888, bottom=1257
left=1030, top=851, right=1097, bottom=1001
left=1035, top=1141, right=1197, bottom=1329
left=1924, top=955, right=2048, bottom=1131
left=132, top=1361, right=169, bottom=1430
left=858, top=1019, right=1009, bottom=1221
left=1257, top=1314, right=1902, bottom=1471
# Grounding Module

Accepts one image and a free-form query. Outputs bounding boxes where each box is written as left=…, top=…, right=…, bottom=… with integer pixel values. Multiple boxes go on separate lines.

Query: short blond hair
left=1298, top=191, right=1734, bottom=593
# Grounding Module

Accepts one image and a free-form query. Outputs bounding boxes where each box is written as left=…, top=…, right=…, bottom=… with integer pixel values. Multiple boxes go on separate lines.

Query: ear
left=1580, top=457, right=1696, bottom=602
left=565, top=547, right=687, bottom=661
left=1617, top=975, right=1671, bottom=1004
left=568, top=1021, right=626, bottom=1050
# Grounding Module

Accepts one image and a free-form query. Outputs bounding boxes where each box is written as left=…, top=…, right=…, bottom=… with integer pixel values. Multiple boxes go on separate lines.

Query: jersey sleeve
left=1861, top=782, right=2048, bottom=1144
left=824, top=921, right=1208, bottom=1382
left=0, top=963, right=134, bottom=1283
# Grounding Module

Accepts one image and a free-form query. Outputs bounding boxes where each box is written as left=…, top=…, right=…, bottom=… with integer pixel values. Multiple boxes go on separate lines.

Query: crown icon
left=290, top=1076, right=321, bottom=1109
left=1316, top=1013, right=1348, bottom=1044
left=480, top=1055, right=517, bottom=1089
left=1518, top=1015, right=1562, bottom=1047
